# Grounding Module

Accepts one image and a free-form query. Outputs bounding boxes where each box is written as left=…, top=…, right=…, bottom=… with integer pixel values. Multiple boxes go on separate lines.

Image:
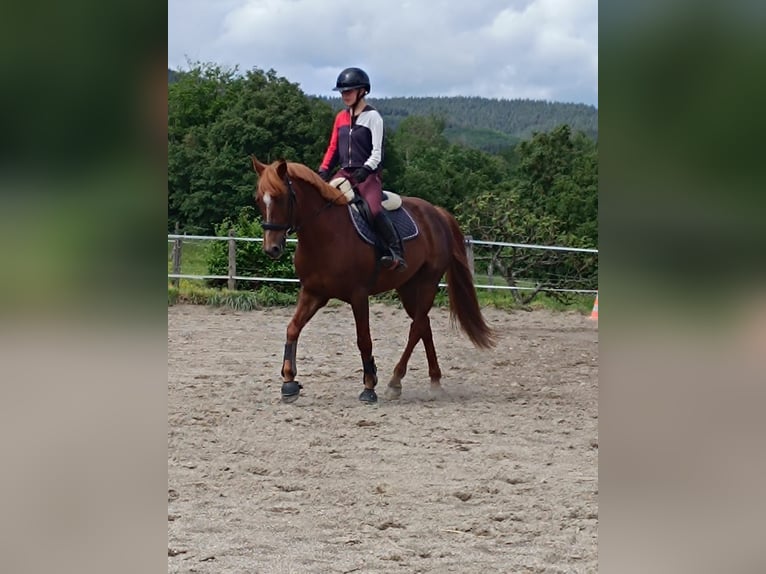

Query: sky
left=168, top=0, right=598, bottom=107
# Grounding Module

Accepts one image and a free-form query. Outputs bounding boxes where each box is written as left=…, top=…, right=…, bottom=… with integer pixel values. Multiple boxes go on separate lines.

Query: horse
left=251, top=156, right=495, bottom=403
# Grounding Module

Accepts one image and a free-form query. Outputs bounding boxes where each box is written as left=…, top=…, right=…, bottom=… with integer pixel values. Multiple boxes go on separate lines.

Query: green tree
left=390, top=115, right=450, bottom=164
left=514, top=125, right=598, bottom=245
left=168, top=63, right=334, bottom=234
left=388, top=115, right=510, bottom=212
left=205, top=206, right=298, bottom=292
left=455, top=125, right=598, bottom=298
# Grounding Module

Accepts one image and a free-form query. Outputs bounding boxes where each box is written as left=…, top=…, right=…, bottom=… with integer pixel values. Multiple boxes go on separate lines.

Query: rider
left=317, top=67, right=407, bottom=271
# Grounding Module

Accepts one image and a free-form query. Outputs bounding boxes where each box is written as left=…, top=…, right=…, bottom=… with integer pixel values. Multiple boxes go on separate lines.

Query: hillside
left=168, top=68, right=597, bottom=152
left=344, top=96, right=598, bottom=138
left=319, top=95, right=597, bottom=146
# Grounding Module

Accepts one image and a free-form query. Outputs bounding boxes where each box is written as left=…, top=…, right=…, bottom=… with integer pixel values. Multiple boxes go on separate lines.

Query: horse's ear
left=251, top=155, right=266, bottom=175
left=275, top=159, right=288, bottom=180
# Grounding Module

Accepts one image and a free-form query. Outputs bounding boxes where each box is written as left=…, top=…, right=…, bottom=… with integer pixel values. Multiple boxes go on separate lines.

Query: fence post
left=228, top=228, right=237, bottom=291
left=464, top=235, right=475, bottom=278
left=171, top=222, right=182, bottom=288
left=487, top=258, right=493, bottom=284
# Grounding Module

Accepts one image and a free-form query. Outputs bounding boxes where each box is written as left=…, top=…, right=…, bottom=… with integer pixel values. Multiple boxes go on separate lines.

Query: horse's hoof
left=281, top=381, right=303, bottom=402
left=359, top=388, right=378, bottom=403
left=383, top=386, right=402, bottom=400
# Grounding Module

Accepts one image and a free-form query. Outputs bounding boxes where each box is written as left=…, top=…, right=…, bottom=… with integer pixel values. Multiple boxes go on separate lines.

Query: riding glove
left=317, top=169, right=331, bottom=182
left=352, top=166, right=372, bottom=183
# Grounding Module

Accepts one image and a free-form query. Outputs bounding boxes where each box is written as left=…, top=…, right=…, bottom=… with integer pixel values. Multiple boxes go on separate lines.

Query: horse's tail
left=437, top=207, right=496, bottom=349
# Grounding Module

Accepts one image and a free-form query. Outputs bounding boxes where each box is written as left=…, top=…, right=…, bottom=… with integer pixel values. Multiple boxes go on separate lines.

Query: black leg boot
left=373, top=212, right=407, bottom=271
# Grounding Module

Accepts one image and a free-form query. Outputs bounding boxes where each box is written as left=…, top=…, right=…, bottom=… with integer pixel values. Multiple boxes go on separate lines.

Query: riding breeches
left=337, top=168, right=384, bottom=218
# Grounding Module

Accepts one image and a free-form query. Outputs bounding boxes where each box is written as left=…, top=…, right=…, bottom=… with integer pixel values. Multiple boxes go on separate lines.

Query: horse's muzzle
left=263, top=243, right=283, bottom=259
left=263, top=234, right=286, bottom=259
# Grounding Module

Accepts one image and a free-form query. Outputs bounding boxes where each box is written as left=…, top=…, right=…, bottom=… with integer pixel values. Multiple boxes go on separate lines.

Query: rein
left=260, top=175, right=334, bottom=235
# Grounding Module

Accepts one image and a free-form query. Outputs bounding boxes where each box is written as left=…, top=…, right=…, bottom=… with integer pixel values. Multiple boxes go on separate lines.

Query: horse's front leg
left=350, top=294, right=377, bottom=403
left=280, top=288, right=328, bottom=402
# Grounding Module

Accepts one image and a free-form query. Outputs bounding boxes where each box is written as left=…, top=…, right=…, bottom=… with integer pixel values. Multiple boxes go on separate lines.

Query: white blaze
left=263, top=192, right=272, bottom=221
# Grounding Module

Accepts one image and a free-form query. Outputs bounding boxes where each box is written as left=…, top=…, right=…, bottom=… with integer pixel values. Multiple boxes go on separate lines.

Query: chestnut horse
left=251, top=157, right=495, bottom=403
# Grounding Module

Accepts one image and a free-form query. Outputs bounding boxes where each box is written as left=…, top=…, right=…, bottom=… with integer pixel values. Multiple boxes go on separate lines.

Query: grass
left=168, top=239, right=212, bottom=290
left=168, top=285, right=296, bottom=310
left=168, top=281, right=594, bottom=314
left=471, top=272, right=595, bottom=313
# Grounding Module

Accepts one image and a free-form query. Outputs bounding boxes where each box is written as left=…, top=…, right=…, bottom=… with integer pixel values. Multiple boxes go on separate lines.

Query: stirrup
left=380, top=254, right=407, bottom=271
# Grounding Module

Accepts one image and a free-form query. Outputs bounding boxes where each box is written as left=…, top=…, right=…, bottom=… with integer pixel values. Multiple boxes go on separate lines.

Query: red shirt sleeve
left=320, top=111, right=345, bottom=171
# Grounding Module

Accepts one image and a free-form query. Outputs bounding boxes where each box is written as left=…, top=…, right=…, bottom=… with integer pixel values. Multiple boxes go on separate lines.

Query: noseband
left=260, top=176, right=297, bottom=234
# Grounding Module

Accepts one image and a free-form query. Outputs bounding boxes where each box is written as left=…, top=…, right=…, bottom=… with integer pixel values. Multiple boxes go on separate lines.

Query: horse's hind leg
left=383, top=314, right=424, bottom=400
left=280, top=288, right=328, bottom=402
left=419, top=312, right=445, bottom=397
left=385, top=280, right=443, bottom=399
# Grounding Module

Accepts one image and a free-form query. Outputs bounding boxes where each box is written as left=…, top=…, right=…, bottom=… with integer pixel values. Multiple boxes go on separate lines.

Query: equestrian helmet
left=333, top=67, right=371, bottom=93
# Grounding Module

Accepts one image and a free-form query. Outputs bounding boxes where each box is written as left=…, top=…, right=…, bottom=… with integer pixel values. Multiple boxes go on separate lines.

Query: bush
left=206, top=206, right=299, bottom=292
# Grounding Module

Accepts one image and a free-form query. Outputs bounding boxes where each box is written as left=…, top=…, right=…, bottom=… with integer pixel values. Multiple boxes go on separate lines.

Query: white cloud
left=168, top=0, right=598, bottom=106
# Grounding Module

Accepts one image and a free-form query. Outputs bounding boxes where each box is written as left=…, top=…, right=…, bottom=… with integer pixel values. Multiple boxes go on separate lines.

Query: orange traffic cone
left=589, top=294, right=598, bottom=320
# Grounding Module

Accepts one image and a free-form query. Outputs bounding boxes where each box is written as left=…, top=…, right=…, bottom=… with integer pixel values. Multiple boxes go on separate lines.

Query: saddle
left=328, top=177, right=418, bottom=246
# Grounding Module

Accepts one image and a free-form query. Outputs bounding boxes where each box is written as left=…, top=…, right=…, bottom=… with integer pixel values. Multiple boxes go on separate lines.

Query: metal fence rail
left=168, top=234, right=598, bottom=294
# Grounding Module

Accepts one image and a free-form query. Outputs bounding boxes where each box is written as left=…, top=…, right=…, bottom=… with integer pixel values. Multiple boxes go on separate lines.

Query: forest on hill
left=320, top=95, right=597, bottom=150
left=170, top=68, right=597, bottom=153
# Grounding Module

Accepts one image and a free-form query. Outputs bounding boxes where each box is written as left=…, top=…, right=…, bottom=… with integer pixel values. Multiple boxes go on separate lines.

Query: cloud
left=168, top=0, right=597, bottom=105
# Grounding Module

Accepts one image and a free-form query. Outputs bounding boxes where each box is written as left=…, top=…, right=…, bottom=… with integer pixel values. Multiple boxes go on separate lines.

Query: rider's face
left=341, top=88, right=362, bottom=105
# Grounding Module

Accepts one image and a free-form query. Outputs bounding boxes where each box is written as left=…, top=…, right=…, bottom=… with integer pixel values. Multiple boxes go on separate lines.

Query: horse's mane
left=260, top=161, right=348, bottom=205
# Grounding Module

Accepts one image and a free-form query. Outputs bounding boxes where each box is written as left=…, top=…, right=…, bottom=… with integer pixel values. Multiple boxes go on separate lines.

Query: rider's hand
left=317, top=169, right=332, bottom=182
left=352, top=166, right=372, bottom=183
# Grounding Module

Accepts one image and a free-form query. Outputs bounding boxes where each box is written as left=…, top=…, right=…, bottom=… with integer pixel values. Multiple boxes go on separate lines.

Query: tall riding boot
left=373, top=212, right=407, bottom=271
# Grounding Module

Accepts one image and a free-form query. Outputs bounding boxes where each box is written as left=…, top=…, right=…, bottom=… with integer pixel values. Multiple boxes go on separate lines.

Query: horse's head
left=251, top=156, right=294, bottom=259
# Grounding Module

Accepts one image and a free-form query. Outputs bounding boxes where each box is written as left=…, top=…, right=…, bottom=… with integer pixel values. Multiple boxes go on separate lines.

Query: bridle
left=260, top=175, right=297, bottom=234
left=260, top=174, right=335, bottom=236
